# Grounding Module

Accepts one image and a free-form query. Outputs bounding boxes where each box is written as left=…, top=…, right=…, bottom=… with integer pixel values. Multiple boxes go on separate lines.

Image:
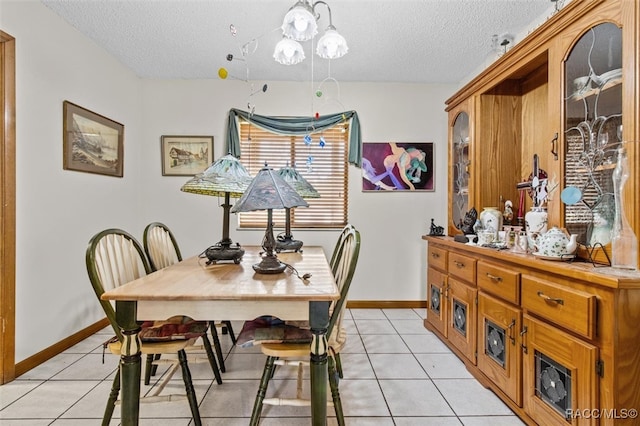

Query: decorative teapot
left=535, top=227, right=578, bottom=258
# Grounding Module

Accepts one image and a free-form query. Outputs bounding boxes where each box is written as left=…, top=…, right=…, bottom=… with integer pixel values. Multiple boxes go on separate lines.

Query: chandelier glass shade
left=281, top=1, right=317, bottom=41
left=273, top=38, right=306, bottom=65
left=316, top=27, right=348, bottom=59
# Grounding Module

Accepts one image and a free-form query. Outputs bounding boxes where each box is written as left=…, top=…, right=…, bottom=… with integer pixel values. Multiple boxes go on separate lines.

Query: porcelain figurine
left=536, top=227, right=578, bottom=258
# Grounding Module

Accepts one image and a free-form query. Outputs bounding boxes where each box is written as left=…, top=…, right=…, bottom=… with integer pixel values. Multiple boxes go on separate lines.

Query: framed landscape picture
left=63, top=101, right=124, bottom=177
left=362, top=142, right=434, bottom=191
left=161, top=135, right=214, bottom=176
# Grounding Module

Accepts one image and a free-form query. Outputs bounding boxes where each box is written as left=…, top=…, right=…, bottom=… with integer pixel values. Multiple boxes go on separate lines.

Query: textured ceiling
left=41, top=0, right=557, bottom=84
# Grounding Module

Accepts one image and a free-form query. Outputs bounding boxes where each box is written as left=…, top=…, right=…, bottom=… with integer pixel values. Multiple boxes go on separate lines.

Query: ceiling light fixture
left=275, top=0, right=348, bottom=65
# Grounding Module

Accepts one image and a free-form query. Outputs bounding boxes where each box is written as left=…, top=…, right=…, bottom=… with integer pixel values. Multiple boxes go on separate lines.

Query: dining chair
left=143, top=221, right=236, bottom=373
left=86, top=228, right=219, bottom=426
left=242, top=224, right=361, bottom=426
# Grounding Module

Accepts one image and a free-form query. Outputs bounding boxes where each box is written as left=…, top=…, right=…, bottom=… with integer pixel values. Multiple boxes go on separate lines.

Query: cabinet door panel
left=447, top=278, right=477, bottom=364
left=522, top=314, right=598, bottom=426
left=426, top=267, right=448, bottom=336
left=477, top=292, right=522, bottom=406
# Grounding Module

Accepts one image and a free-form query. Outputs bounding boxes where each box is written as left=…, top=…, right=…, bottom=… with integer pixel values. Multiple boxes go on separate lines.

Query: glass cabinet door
left=451, top=111, right=470, bottom=233
left=563, top=22, right=622, bottom=253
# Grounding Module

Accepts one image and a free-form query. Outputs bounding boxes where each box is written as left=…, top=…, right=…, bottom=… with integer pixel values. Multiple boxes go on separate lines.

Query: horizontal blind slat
left=238, top=119, right=348, bottom=229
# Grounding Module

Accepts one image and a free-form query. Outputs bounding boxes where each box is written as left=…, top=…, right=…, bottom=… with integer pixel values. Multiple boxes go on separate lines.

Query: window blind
left=238, top=119, right=349, bottom=229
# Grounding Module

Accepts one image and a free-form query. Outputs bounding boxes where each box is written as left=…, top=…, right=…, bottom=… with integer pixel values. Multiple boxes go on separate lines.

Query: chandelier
left=274, top=0, right=348, bottom=65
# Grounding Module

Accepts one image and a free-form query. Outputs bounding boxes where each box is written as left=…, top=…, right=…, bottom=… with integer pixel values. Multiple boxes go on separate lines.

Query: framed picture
left=362, top=142, right=434, bottom=191
left=63, top=101, right=124, bottom=177
left=161, top=135, right=214, bottom=176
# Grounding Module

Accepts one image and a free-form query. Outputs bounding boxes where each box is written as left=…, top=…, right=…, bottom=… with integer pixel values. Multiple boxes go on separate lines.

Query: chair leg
left=178, top=349, right=202, bottom=426
left=329, top=356, right=345, bottom=426
left=144, top=354, right=154, bottom=385
left=335, top=352, right=344, bottom=379
left=150, top=353, right=161, bottom=376
left=222, top=320, right=237, bottom=344
left=102, top=368, right=120, bottom=426
left=250, top=356, right=276, bottom=426
left=208, top=321, right=226, bottom=373
left=201, top=333, right=223, bottom=385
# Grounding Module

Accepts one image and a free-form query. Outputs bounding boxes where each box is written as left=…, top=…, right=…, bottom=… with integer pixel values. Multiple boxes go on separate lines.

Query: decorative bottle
left=611, top=146, right=638, bottom=270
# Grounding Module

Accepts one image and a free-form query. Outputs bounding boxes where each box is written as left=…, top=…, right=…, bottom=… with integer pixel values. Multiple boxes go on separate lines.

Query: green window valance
left=225, top=108, right=362, bottom=167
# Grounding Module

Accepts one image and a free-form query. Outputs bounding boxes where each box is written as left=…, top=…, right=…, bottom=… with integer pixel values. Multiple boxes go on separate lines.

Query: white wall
left=138, top=79, right=454, bottom=302
left=2, top=1, right=455, bottom=363
left=1, top=1, right=142, bottom=362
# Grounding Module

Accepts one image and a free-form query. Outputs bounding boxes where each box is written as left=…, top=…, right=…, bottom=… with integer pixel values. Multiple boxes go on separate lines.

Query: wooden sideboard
left=423, top=235, right=640, bottom=425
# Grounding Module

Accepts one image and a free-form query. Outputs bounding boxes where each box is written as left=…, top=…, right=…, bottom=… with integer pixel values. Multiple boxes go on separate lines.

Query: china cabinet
left=445, top=0, right=638, bottom=266
left=429, top=1, right=640, bottom=424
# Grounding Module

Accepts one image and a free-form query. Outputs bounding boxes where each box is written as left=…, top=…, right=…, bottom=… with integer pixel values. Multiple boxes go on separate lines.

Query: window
left=238, top=118, right=349, bottom=229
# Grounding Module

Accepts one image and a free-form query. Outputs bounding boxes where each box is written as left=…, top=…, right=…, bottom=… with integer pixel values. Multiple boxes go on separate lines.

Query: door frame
left=1, top=29, right=17, bottom=384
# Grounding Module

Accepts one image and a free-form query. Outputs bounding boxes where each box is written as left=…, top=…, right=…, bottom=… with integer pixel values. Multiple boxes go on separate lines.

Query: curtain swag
left=225, top=108, right=362, bottom=167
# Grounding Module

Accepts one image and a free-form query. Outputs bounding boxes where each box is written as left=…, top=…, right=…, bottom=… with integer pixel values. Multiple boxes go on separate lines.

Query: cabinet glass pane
left=452, top=299, right=467, bottom=336
left=452, top=112, right=470, bottom=229
left=485, top=320, right=506, bottom=367
left=430, top=285, right=441, bottom=314
left=564, top=23, right=622, bottom=247
left=535, top=350, right=572, bottom=417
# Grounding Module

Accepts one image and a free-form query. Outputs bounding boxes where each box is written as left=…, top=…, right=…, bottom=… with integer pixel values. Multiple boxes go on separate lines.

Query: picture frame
left=63, top=101, right=124, bottom=177
left=161, top=135, right=214, bottom=176
left=361, top=142, right=434, bottom=191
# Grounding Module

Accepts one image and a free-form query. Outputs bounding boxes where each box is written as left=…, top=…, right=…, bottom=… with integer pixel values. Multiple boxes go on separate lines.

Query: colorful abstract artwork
left=361, top=142, right=434, bottom=191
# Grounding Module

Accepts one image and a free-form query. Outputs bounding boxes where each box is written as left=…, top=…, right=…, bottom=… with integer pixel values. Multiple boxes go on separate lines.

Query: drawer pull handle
left=454, top=261, right=465, bottom=268
left=537, top=291, right=564, bottom=305
left=431, top=253, right=440, bottom=258
left=486, top=273, right=503, bottom=282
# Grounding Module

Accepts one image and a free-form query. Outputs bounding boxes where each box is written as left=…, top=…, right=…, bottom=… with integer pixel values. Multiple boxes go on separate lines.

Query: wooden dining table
left=101, top=245, right=339, bottom=426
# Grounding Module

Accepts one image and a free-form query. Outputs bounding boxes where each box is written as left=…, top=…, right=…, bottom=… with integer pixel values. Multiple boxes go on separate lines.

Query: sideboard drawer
left=448, top=252, right=476, bottom=285
left=477, top=262, right=520, bottom=304
left=521, top=276, right=596, bottom=339
left=428, top=245, right=448, bottom=271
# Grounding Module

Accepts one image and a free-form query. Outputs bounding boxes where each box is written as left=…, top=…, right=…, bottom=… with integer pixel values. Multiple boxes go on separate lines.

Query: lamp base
left=275, top=234, right=303, bottom=253
left=204, top=240, right=245, bottom=265
left=253, top=253, right=287, bottom=274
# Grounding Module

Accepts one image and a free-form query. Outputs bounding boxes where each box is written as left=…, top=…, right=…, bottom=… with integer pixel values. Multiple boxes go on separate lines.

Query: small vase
left=611, top=146, right=638, bottom=270
left=525, top=207, right=548, bottom=252
left=480, top=207, right=502, bottom=236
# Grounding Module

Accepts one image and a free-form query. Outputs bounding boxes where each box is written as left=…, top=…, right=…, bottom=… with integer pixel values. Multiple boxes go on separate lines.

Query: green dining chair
left=143, top=221, right=236, bottom=373
left=241, top=224, right=361, bottom=426
left=86, top=228, right=219, bottom=426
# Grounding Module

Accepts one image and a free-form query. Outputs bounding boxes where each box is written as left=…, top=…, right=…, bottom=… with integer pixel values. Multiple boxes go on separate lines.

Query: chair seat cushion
left=139, top=315, right=208, bottom=342
left=237, top=316, right=312, bottom=348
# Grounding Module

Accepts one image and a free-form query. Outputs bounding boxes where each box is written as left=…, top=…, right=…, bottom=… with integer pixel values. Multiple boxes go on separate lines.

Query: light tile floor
left=0, top=308, right=526, bottom=425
